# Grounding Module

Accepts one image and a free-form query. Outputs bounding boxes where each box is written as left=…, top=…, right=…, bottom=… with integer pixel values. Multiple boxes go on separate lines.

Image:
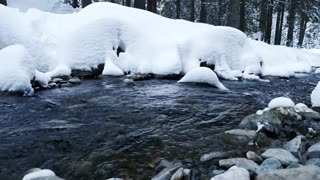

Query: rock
left=219, top=158, right=259, bottom=172
left=106, top=178, right=123, bottom=180
left=154, top=73, right=182, bottom=80
left=261, top=148, right=299, bottom=165
left=223, top=129, right=256, bottom=145
left=255, top=165, right=320, bottom=180
left=68, top=77, right=81, bottom=85
left=257, top=158, right=282, bottom=174
left=71, top=63, right=104, bottom=78
left=211, top=170, right=226, bottom=177
left=246, top=151, right=263, bottom=164
left=239, top=107, right=302, bottom=133
left=151, top=162, right=182, bottom=180
left=210, top=166, right=250, bottom=180
left=306, top=158, right=320, bottom=167
left=170, top=168, right=183, bottom=180
left=300, top=111, right=320, bottom=121
left=75, top=161, right=92, bottom=177
left=286, top=163, right=303, bottom=169
left=307, top=142, right=320, bottom=159
left=123, top=78, right=134, bottom=84
left=129, top=73, right=154, bottom=81
left=283, top=135, right=306, bottom=157
left=51, top=78, right=64, bottom=83
left=182, top=169, right=191, bottom=180
left=200, top=152, right=230, bottom=162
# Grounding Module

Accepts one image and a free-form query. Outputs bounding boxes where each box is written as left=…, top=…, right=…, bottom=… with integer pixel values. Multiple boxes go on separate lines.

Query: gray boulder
left=261, top=148, right=299, bottom=165
left=306, top=158, right=320, bottom=167
left=219, top=158, right=259, bottom=172
left=255, top=165, right=320, bottom=180
left=200, top=151, right=231, bottom=162
left=152, top=163, right=182, bottom=180
left=283, top=135, right=306, bottom=157
left=257, top=158, right=282, bottom=174
left=307, top=142, right=320, bottom=159
left=223, top=129, right=256, bottom=145
left=210, top=166, right=250, bottom=180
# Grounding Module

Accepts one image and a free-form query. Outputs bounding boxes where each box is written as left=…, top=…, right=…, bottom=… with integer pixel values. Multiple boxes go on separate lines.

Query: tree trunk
left=72, top=0, right=79, bottom=8
left=134, top=0, right=145, bottom=10
left=190, top=0, right=195, bottom=22
left=81, top=0, right=91, bottom=8
left=0, top=0, right=7, bottom=6
left=176, top=0, right=181, bottom=19
left=239, top=0, right=246, bottom=32
left=111, top=0, right=116, bottom=3
left=199, top=0, right=207, bottom=23
left=126, top=0, right=131, bottom=6
left=227, top=0, right=240, bottom=29
left=147, top=0, right=157, bottom=13
left=286, top=0, right=298, bottom=47
left=265, top=0, right=274, bottom=44
left=298, top=4, right=309, bottom=47
left=259, top=0, right=268, bottom=41
left=274, top=0, right=285, bottom=45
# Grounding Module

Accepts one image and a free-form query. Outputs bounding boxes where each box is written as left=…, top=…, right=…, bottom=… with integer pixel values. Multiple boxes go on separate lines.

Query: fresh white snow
left=268, top=97, right=295, bottom=109
left=22, top=169, right=57, bottom=180
left=294, top=103, right=310, bottom=113
left=0, top=45, right=34, bottom=95
left=311, top=82, right=320, bottom=107
left=178, top=67, right=228, bottom=90
left=0, top=2, right=320, bottom=94
left=7, top=0, right=75, bottom=13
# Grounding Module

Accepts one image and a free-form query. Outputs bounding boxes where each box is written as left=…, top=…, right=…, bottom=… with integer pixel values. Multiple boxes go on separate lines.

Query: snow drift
left=311, top=82, right=320, bottom=107
left=0, top=2, right=320, bottom=94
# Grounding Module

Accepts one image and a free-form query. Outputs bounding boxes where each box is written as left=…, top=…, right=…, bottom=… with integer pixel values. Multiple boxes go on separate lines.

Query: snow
left=268, top=97, right=295, bottom=109
left=7, top=0, right=75, bottom=13
left=311, top=82, right=320, bottom=107
left=294, top=103, right=310, bottom=113
left=178, top=67, right=228, bottom=90
left=0, top=2, right=320, bottom=93
left=0, top=45, right=34, bottom=95
left=256, top=110, right=264, bottom=115
left=22, top=169, right=56, bottom=180
left=250, top=40, right=320, bottom=77
left=315, top=68, right=320, bottom=74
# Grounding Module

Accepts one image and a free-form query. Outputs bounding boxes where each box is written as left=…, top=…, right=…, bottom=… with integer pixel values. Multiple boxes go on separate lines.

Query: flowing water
left=0, top=74, right=319, bottom=180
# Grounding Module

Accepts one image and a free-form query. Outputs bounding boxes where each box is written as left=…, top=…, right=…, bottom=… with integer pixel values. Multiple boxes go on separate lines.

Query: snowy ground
left=0, top=1, right=319, bottom=95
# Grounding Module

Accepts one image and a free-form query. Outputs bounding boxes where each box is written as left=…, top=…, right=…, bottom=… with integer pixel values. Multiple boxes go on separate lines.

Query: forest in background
left=67, top=0, right=320, bottom=48
left=0, top=0, right=319, bottom=48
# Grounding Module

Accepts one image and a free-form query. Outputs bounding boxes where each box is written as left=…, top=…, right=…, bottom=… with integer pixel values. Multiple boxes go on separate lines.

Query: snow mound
left=0, top=45, right=34, bottom=95
left=178, top=67, right=228, bottom=90
left=295, top=103, right=310, bottom=113
left=0, top=2, right=320, bottom=93
left=311, top=82, right=320, bottom=107
left=268, top=97, right=295, bottom=109
left=7, top=0, right=74, bottom=13
left=22, top=169, right=57, bottom=180
left=250, top=40, right=320, bottom=77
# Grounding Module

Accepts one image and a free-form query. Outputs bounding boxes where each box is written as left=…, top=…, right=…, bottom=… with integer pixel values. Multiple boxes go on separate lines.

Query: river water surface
left=0, top=75, right=319, bottom=180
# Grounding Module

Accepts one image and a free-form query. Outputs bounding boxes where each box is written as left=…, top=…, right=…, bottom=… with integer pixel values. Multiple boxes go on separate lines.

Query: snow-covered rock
left=268, top=97, right=295, bottom=109
left=0, top=45, right=34, bottom=95
left=295, top=103, right=310, bottom=113
left=22, top=168, right=62, bottom=180
left=178, top=67, right=228, bottom=90
left=311, top=82, right=320, bottom=107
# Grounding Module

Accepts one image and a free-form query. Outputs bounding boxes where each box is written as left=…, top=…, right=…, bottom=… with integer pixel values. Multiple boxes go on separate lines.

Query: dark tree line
left=0, top=0, right=7, bottom=6
left=65, top=0, right=320, bottom=48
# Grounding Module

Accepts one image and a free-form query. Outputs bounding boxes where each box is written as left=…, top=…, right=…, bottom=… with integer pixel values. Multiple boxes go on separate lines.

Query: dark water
left=0, top=74, right=319, bottom=180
